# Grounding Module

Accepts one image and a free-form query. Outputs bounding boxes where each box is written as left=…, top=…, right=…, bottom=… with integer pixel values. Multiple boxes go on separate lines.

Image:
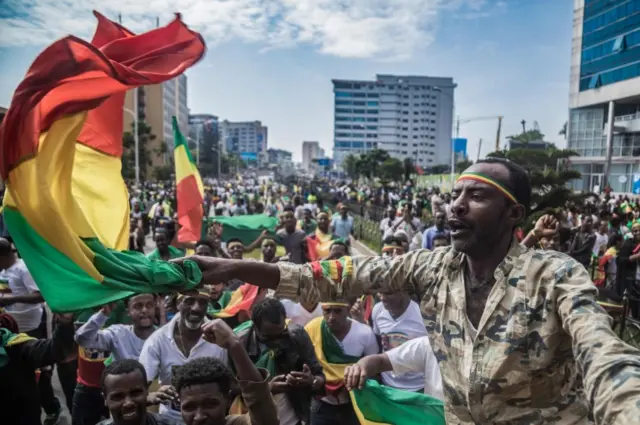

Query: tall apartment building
left=302, top=141, right=323, bottom=171
left=332, top=74, right=455, bottom=168
left=123, top=74, right=190, bottom=173
left=219, top=120, right=268, bottom=163
left=568, top=0, right=640, bottom=193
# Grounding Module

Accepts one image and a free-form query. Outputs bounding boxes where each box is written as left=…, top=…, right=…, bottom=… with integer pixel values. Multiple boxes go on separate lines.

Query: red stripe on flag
left=176, top=174, right=203, bottom=243
left=310, top=262, right=323, bottom=280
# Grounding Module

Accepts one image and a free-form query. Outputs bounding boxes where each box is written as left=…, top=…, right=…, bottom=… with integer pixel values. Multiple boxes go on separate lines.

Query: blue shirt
left=331, top=215, right=354, bottom=239
left=421, top=226, right=450, bottom=250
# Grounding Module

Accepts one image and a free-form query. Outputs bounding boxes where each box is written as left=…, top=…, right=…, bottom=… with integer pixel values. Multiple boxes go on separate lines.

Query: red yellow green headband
left=456, top=172, right=517, bottom=204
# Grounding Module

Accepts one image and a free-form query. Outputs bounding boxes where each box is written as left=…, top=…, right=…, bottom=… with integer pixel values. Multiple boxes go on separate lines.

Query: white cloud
left=0, top=0, right=497, bottom=60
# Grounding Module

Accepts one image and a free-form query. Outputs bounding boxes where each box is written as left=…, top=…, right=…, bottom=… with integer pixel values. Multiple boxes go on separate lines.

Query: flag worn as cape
left=304, top=317, right=360, bottom=393
left=306, top=229, right=334, bottom=261
left=210, top=215, right=279, bottom=246
left=173, top=117, right=204, bottom=242
left=0, top=328, right=35, bottom=367
left=350, top=380, right=446, bottom=425
left=207, top=291, right=233, bottom=316
left=212, top=284, right=260, bottom=319
left=0, top=11, right=205, bottom=312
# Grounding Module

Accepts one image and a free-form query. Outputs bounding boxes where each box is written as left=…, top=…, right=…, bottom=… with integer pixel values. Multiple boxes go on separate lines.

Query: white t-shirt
left=385, top=336, right=444, bottom=401
left=139, top=314, right=228, bottom=422
left=372, top=301, right=428, bottom=391
left=0, top=259, right=43, bottom=332
left=592, top=232, right=608, bottom=256
left=323, top=319, right=379, bottom=405
left=280, top=299, right=322, bottom=327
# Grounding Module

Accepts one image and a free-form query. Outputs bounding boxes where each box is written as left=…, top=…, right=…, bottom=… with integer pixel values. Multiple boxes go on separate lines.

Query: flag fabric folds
left=173, top=117, right=204, bottom=242
left=0, top=11, right=205, bottom=312
left=304, top=317, right=360, bottom=393
left=207, top=215, right=279, bottom=245
left=350, top=380, right=446, bottom=425
left=211, top=284, right=260, bottom=319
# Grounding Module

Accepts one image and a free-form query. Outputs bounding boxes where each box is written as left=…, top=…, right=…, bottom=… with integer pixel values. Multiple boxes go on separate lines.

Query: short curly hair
left=172, top=357, right=234, bottom=395
left=251, top=298, right=286, bottom=328
left=101, top=359, right=148, bottom=392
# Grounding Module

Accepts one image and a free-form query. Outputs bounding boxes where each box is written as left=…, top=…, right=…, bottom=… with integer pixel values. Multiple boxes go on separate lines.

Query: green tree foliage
left=428, top=164, right=450, bottom=175
left=221, top=152, right=245, bottom=175
left=403, top=158, right=414, bottom=182
left=121, top=121, right=156, bottom=181
left=456, top=159, right=473, bottom=172
left=379, top=158, right=404, bottom=182
left=152, top=165, right=174, bottom=181
left=355, top=149, right=390, bottom=179
left=342, top=154, right=359, bottom=179
left=487, top=131, right=583, bottom=227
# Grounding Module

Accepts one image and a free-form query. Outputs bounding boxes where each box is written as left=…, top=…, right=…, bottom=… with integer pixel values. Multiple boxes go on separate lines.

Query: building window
left=366, top=117, right=378, bottom=122
left=336, top=100, right=351, bottom=105
left=335, top=91, right=352, bottom=98
left=367, top=101, right=379, bottom=107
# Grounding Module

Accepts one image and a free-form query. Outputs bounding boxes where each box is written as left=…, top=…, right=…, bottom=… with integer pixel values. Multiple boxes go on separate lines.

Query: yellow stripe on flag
left=304, top=317, right=348, bottom=385
left=4, top=113, right=103, bottom=281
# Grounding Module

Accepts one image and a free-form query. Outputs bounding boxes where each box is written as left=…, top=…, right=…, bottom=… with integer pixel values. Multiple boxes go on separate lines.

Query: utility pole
left=495, top=116, right=503, bottom=151
left=476, top=139, right=483, bottom=162
left=521, top=119, right=526, bottom=134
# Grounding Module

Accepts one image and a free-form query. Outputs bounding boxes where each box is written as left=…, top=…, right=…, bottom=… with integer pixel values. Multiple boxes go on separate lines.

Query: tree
left=456, top=159, right=473, bottom=172
left=121, top=121, right=157, bottom=181
left=428, top=164, right=450, bottom=175
left=379, top=158, right=404, bottom=182
left=487, top=141, right=584, bottom=228
left=559, top=122, right=567, bottom=139
left=403, top=158, right=414, bottom=182
left=355, top=149, right=390, bottom=180
left=152, top=165, right=173, bottom=181
left=221, top=152, right=245, bottom=175
left=342, top=154, right=359, bottom=179
left=507, top=129, right=545, bottom=145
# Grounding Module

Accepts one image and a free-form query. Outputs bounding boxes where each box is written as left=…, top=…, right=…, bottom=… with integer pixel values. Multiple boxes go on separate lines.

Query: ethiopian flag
left=350, top=380, right=445, bottom=425
left=0, top=12, right=205, bottom=312
left=304, top=316, right=360, bottom=393
left=212, top=284, right=261, bottom=319
left=173, top=117, right=204, bottom=243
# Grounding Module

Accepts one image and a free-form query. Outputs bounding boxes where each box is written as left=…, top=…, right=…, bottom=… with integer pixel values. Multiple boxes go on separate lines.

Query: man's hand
left=534, top=214, right=559, bottom=239
left=100, top=302, right=116, bottom=316
left=201, top=319, right=240, bottom=350
left=55, top=313, right=75, bottom=326
left=286, top=364, right=313, bottom=387
left=172, top=256, right=229, bottom=284
left=147, top=385, right=177, bottom=405
left=350, top=299, right=366, bottom=324
left=344, top=361, right=371, bottom=391
left=270, top=374, right=290, bottom=394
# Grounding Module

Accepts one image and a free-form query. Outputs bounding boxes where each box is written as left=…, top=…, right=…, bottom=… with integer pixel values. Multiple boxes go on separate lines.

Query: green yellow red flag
left=0, top=11, right=205, bottom=312
left=173, top=117, right=204, bottom=242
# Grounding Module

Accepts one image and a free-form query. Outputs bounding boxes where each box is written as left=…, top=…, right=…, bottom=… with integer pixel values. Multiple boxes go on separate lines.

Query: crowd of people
left=2, top=157, right=640, bottom=425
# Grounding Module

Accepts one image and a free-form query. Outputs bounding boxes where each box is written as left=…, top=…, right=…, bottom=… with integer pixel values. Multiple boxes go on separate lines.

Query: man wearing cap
left=178, top=158, right=640, bottom=425
left=138, top=289, right=228, bottom=423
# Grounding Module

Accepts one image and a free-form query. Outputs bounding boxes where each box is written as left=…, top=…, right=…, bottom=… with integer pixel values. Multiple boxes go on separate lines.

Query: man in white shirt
left=75, top=293, right=158, bottom=361
left=344, top=335, right=444, bottom=401
left=0, top=238, right=62, bottom=423
left=593, top=221, right=609, bottom=257
left=371, top=289, right=431, bottom=393
left=379, top=206, right=397, bottom=240
left=138, top=289, right=228, bottom=422
left=305, top=302, right=379, bottom=425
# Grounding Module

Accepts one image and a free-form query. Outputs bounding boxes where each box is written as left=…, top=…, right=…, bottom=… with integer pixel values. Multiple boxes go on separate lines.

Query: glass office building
left=568, top=0, right=640, bottom=193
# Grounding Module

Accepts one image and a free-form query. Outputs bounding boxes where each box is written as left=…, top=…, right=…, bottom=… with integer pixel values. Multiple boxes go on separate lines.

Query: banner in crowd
left=207, top=215, right=279, bottom=245
left=0, top=12, right=205, bottom=311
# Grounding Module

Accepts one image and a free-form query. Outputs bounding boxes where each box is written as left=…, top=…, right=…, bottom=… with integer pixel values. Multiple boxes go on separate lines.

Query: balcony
left=603, top=112, right=640, bottom=133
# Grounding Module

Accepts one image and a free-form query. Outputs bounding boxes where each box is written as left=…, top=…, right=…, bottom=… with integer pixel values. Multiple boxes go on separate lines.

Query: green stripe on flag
left=351, top=380, right=446, bottom=425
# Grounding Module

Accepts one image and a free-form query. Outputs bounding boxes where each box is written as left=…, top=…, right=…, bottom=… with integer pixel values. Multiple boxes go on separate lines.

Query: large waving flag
left=173, top=117, right=204, bottom=242
left=350, top=380, right=446, bottom=425
left=0, top=12, right=205, bottom=312
left=211, top=284, right=260, bottom=319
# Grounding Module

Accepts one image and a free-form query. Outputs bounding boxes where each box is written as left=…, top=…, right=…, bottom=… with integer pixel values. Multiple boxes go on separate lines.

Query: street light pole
left=196, top=124, right=201, bottom=166
left=133, top=88, right=139, bottom=185
left=123, top=103, right=139, bottom=185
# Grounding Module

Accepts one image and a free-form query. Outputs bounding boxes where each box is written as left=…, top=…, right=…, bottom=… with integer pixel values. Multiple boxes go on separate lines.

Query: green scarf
left=0, top=328, right=35, bottom=367
left=207, top=291, right=232, bottom=316
left=232, top=320, right=276, bottom=376
left=321, top=320, right=361, bottom=364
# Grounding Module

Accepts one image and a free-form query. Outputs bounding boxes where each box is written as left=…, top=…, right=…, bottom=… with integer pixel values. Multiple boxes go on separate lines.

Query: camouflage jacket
left=275, top=241, right=640, bottom=424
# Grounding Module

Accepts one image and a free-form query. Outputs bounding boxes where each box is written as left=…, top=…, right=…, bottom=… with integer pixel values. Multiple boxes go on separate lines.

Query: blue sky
left=0, top=0, right=573, bottom=162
